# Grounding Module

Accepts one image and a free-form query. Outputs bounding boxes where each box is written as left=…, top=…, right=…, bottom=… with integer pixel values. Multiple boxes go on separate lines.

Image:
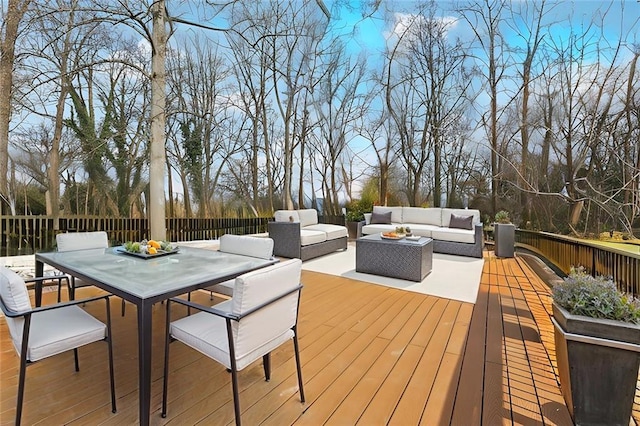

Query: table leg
left=138, top=300, right=153, bottom=426
left=35, top=260, right=44, bottom=307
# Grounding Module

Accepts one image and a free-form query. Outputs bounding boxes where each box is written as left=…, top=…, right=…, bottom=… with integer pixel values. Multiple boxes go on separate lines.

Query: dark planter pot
left=494, top=223, right=515, bottom=258
left=346, top=221, right=362, bottom=240
left=552, top=302, right=640, bottom=426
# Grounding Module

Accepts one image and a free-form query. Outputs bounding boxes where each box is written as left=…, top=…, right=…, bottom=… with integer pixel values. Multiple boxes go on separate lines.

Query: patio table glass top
left=36, top=246, right=275, bottom=299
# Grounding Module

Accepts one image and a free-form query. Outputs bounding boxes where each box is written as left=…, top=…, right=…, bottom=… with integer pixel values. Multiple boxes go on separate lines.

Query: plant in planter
left=551, top=267, right=640, bottom=426
left=493, top=210, right=515, bottom=257
left=344, top=202, right=366, bottom=240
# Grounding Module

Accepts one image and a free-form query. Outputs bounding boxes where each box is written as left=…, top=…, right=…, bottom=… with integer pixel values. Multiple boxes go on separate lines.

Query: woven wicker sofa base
left=299, top=237, right=348, bottom=261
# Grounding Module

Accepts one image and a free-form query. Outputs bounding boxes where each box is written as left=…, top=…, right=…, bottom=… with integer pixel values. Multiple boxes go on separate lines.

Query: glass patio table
left=35, top=245, right=277, bottom=426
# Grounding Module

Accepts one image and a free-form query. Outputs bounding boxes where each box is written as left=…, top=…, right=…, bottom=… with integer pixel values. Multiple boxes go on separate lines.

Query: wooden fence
left=516, top=229, right=640, bottom=298
left=1, top=214, right=346, bottom=257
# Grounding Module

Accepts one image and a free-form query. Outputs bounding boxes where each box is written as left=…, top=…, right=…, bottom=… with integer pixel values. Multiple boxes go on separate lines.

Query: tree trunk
left=149, top=1, right=167, bottom=240
left=0, top=0, right=30, bottom=215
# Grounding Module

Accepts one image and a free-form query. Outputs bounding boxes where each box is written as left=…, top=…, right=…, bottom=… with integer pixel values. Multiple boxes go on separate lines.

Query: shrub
left=552, top=267, right=640, bottom=324
left=494, top=210, right=511, bottom=224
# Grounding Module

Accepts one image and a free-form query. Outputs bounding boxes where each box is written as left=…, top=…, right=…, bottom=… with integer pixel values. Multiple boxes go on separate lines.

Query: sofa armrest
left=268, top=221, right=302, bottom=258
left=474, top=223, right=483, bottom=241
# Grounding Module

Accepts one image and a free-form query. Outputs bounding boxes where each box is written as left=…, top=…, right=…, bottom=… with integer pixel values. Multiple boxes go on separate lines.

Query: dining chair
left=203, top=234, right=275, bottom=298
left=0, top=266, right=116, bottom=426
left=161, top=258, right=305, bottom=426
left=56, top=231, right=126, bottom=315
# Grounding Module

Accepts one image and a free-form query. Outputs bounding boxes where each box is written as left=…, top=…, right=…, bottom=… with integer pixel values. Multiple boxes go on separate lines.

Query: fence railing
left=516, top=229, right=640, bottom=298
left=1, top=214, right=346, bottom=257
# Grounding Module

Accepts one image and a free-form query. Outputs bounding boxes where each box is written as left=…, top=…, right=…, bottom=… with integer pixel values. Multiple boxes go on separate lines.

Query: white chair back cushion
left=231, top=259, right=302, bottom=360
left=297, top=209, right=318, bottom=228
left=274, top=210, right=300, bottom=223
left=219, top=235, right=274, bottom=259
left=56, top=231, right=109, bottom=252
left=0, top=267, right=31, bottom=347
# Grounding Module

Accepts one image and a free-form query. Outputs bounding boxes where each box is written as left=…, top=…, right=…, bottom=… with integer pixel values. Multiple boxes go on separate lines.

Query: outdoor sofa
left=361, top=206, right=484, bottom=258
left=268, top=209, right=348, bottom=261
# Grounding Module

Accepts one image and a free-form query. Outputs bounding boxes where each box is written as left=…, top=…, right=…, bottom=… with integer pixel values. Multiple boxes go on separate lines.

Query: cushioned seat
left=300, top=229, right=327, bottom=246
left=432, top=227, right=476, bottom=244
left=304, top=223, right=348, bottom=240
left=162, top=259, right=306, bottom=426
left=361, top=206, right=484, bottom=258
left=0, top=266, right=116, bottom=425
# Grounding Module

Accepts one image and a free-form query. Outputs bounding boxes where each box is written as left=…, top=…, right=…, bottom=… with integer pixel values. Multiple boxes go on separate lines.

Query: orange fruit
left=148, top=240, right=161, bottom=249
left=148, top=247, right=157, bottom=254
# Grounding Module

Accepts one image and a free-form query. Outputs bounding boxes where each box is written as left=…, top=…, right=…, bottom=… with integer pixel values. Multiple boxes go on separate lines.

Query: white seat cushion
left=431, top=227, right=476, bottom=244
left=24, top=306, right=106, bottom=362
left=402, top=224, right=441, bottom=237
left=204, top=279, right=234, bottom=297
left=304, top=224, right=348, bottom=240
left=219, top=234, right=274, bottom=259
left=170, top=309, right=293, bottom=371
left=300, top=230, right=327, bottom=246
left=361, top=224, right=395, bottom=235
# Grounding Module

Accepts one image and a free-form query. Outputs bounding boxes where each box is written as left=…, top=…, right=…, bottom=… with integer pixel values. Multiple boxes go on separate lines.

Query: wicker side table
left=355, top=234, right=433, bottom=282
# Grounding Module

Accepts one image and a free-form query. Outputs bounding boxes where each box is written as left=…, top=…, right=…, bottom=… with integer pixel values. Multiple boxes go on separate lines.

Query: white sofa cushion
left=363, top=213, right=372, bottom=225
left=297, top=209, right=318, bottom=227
left=403, top=224, right=441, bottom=237
left=219, top=234, right=274, bottom=259
left=300, top=230, right=327, bottom=246
left=373, top=206, right=403, bottom=224
left=441, top=208, right=480, bottom=227
left=402, top=207, right=442, bottom=226
left=305, top=223, right=348, bottom=240
left=432, top=227, right=476, bottom=244
left=274, top=210, right=300, bottom=223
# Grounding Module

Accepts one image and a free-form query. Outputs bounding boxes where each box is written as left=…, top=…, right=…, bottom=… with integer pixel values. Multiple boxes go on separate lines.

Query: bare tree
left=460, top=0, right=509, bottom=215
left=0, top=0, right=31, bottom=214
left=312, top=39, right=369, bottom=214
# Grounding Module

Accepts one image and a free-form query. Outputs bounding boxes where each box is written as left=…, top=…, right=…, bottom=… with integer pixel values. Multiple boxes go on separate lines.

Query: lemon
left=148, top=247, right=157, bottom=254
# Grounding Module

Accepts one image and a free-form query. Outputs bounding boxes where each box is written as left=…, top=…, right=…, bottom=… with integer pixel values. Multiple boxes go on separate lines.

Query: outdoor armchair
left=0, top=266, right=116, bottom=426
left=56, top=231, right=126, bottom=315
left=162, top=258, right=305, bottom=426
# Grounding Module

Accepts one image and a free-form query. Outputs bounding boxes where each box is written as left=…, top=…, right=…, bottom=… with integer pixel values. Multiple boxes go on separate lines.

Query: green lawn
left=583, top=239, right=640, bottom=255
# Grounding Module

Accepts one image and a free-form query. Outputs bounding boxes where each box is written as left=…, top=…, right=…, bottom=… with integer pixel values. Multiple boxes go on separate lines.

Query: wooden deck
left=0, top=253, right=597, bottom=425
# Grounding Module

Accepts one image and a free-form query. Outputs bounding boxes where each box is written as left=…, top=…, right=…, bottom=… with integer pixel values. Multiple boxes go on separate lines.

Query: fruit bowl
left=381, top=232, right=405, bottom=240
left=119, top=240, right=179, bottom=259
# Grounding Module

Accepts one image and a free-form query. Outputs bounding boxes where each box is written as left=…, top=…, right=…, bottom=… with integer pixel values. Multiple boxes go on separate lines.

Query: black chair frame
left=0, top=293, right=117, bottom=426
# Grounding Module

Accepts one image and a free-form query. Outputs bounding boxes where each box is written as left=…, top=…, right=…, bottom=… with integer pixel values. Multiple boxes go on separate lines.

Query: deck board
left=0, top=251, right=601, bottom=425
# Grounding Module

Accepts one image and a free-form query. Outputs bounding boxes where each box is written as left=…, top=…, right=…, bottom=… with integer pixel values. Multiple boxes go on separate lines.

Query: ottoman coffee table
left=355, top=234, right=433, bottom=282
